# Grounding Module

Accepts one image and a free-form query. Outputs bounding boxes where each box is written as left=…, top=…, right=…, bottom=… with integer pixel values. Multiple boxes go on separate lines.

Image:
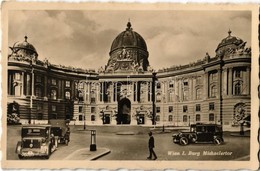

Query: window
left=209, top=102, right=215, bottom=110
left=156, top=107, right=160, bottom=113
left=91, top=107, right=96, bottom=113
left=51, top=114, right=57, bottom=119
left=235, top=70, right=241, bottom=78
left=156, top=115, right=160, bottom=121
left=37, top=113, right=43, bottom=120
left=66, top=81, right=71, bottom=87
left=196, top=89, right=202, bottom=100
left=196, top=104, right=201, bottom=112
left=168, top=115, right=173, bottom=121
left=14, top=73, right=21, bottom=80
left=65, top=91, right=71, bottom=99
left=169, top=106, right=173, bottom=113
left=78, top=91, right=84, bottom=101
left=168, top=92, right=173, bottom=102
left=78, top=82, right=84, bottom=89
left=50, top=89, right=57, bottom=100
left=196, top=114, right=201, bottom=122
left=183, top=90, right=189, bottom=101
left=91, top=91, right=95, bottom=103
left=35, top=87, right=42, bottom=97
left=183, top=81, right=188, bottom=86
left=210, top=85, right=217, bottom=97
left=235, top=82, right=241, bottom=95
left=169, top=82, right=174, bottom=88
left=156, top=82, right=161, bottom=89
left=79, top=106, right=83, bottom=113
left=183, top=115, right=188, bottom=122
left=183, top=105, right=188, bottom=113
left=211, top=72, right=217, bottom=81
left=209, top=113, right=215, bottom=121
left=79, top=115, right=83, bottom=121
left=52, top=105, right=56, bottom=112
left=156, top=93, right=161, bottom=102
left=51, top=79, right=57, bottom=85
left=36, top=75, right=42, bottom=83
left=91, top=115, right=96, bottom=121
left=36, top=103, right=43, bottom=111
left=75, top=82, right=78, bottom=89
left=196, top=76, right=202, bottom=84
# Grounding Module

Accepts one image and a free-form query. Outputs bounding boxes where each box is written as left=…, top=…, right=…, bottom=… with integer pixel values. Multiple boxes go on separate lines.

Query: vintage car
left=172, top=123, right=224, bottom=145
left=49, top=119, right=70, bottom=145
left=16, top=125, right=57, bottom=159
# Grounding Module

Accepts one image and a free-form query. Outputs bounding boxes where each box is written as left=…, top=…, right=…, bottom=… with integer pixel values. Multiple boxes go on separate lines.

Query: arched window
left=50, top=89, right=57, bottom=100
left=235, top=82, right=241, bottom=95
left=209, top=113, right=215, bottom=121
left=65, top=91, right=71, bottom=99
left=168, top=115, right=173, bottom=121
left=156, top=93, right=161, bottom=102
left=196, top=89, right=202, bottom=100
left=91, top=91, right=96, bottom=103
left=183, top=115, right=187, bottom=122
left=210, top=85, right=217, bottom=97
left=196, top=114, right=201, bottom=122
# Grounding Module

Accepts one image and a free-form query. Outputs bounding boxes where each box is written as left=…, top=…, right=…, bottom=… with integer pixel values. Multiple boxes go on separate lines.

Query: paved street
left=7, top=125, right=250, bottom=160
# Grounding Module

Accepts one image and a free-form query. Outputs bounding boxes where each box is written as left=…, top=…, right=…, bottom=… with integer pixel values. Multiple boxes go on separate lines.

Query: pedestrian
left=147, top=131, right=157, bottom=160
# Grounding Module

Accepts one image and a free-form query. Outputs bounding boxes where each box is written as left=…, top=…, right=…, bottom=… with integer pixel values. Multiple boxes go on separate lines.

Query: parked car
left=172, top=123, right=224, bottom=145
left=49, top=119, right=70, bottom=145
left=16, top=125, right=57, bottom=159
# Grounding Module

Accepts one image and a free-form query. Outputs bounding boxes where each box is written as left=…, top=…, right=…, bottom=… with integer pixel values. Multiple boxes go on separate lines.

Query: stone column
left=204, top=72, right=208, bottom=99
left=228, top=68, right=233, bottom=96
left=21, top=72, right=24, bottom=96
left=31, top=69, right=35, bottom=96
left=246, top=67, right=250, bottom=95
left=222, top=68, right=228, bottom=96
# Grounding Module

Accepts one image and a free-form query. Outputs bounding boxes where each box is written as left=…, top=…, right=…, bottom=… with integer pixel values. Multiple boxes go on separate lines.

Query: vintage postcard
left=1, top=2, right=259, bottom=170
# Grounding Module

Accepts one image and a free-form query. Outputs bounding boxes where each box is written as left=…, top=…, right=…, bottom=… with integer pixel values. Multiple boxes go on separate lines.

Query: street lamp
left=152, top=72, right=157, bottom=125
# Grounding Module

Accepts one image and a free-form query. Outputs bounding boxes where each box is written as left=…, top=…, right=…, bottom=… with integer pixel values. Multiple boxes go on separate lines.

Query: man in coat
left=147, top=131, right=157, bottom=160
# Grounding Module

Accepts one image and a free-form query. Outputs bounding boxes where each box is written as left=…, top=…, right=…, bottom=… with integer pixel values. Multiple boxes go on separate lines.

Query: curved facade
left=7, top=23, right=251, bottom=128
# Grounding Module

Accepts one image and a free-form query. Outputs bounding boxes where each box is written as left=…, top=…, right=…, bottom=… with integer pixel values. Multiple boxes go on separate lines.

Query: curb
left=90, top=148, right=111, bottom=160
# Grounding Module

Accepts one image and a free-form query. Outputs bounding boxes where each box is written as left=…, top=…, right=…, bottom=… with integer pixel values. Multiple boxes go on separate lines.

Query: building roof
left=110, top=21, right=147, bottom=54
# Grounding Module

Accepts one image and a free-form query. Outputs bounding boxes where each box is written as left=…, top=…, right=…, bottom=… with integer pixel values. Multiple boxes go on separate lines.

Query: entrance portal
left=117, top=98, right=131, bottom=124
left=104, top=114, right=111, bottom=124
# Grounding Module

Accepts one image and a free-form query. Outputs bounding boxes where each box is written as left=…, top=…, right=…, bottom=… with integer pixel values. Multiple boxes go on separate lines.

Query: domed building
left=7, top=22, right=251, bottom=129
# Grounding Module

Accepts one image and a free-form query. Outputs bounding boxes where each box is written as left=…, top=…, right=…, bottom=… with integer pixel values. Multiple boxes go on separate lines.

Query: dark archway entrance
left=117, top=98, right=131, bottom=124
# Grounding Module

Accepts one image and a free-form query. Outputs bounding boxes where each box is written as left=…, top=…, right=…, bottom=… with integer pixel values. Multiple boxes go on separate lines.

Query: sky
left=8, top=10, right=251, bottom=70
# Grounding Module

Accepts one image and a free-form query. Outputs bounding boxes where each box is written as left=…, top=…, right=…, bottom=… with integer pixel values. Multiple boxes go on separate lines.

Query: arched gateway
left=117, top=98, right=131, bottom=124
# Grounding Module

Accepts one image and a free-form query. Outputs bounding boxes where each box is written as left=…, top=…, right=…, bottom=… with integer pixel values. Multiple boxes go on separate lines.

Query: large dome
left=11, top=36, right=38, bottom=58
left=105, top=22, right=150, bottom=73
left=215, top=30, right=245, bottom=56
left=110, top=21, right=147, bottom=54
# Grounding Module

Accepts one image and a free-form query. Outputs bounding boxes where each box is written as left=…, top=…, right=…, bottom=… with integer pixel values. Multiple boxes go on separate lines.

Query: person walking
left=147, top=131, right=157, bottom=160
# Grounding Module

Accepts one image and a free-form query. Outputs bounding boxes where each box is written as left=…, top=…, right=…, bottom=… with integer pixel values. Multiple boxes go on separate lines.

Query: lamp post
left=152, top=72, right=157, bottom=125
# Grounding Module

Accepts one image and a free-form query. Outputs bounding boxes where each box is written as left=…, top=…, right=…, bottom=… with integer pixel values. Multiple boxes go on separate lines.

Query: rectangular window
left=235, top=70, right=241, bottom=78
left=52, top=105, right=56, bottom=112
left=156, top=107, right=160, bottom=113
left=209, top=113, right=215, bottom=121
left=14, top=73, right=21, bottom=80
left=183, top=81, right=188, bottom=86
left=169, top=106, right=173, bottom=113
left=79, top=115, right=83, bottom=121
left=156, top=82, right=161, bottom=89
left=79, top=106, right=83, bottom=113
left=183, top=105, right=188, bottom=113
left=51, top=79, right=57, bottom=85
left=91, top=107, right=96, bottom=113
left=36, top=103, right=43, bottom=111
left=209, top=102, right=215, bottom=111
left=65, top=81, right=71, bottom=87
left=36, top=75, right=42, bottom=83
left=196, top=104, right=201, bottom=112
left=169, top=82, right=174, bottom=88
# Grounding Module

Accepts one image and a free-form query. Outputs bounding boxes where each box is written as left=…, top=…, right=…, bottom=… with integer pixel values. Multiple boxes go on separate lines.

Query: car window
left=196, top=126, right=205, bottom=132
left=22, top=128, right=46, bottom=137
left=207, top=126, right=215, bottom=133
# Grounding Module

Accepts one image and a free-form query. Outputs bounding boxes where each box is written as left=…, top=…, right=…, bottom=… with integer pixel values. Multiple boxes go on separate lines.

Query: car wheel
left=179, top=137, right=189, bottom=146
left=214, top=137, right=223, bottom=145
left=18, top=154, right=23, bottom=159
left=189, top=134, right=197, bottom=143
left=45, top=145, right=51, bottom=159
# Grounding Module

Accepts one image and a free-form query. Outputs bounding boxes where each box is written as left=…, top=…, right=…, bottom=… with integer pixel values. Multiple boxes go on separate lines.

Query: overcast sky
left=8, top=10, right=251, bottom=70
